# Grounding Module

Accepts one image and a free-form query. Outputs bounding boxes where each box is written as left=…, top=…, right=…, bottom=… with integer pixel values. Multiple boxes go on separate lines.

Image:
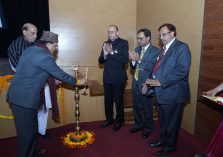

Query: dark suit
left=98, top=37, right=129, bottom=124
left=153, top=39, right=191, bottom=149
left=130, top=44, right=159, bottom=133
left=7, top=45, right=76, bottom=157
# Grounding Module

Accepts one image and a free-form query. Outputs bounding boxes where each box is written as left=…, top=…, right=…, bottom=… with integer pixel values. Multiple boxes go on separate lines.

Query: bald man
left=98, top=25, right=129, bottom=131
left=8, top=23, right=37, bottom=71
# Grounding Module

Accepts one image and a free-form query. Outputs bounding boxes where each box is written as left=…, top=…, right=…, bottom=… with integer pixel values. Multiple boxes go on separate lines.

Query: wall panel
left=0, top=0, right=136, bottom=139
left=137, top=0, right=205, bottom=133
left=48, top=0, right=136, bottom=127
left=195, top=0, right=223, bottom=141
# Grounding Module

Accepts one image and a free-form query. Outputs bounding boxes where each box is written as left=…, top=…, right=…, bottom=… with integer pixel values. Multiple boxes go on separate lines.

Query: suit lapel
left=159, top=39, right=178, bottom=66
left=142, top=45, right=151, bottom=60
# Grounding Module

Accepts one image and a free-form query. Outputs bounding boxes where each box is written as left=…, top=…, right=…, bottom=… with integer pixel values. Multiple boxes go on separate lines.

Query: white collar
left=143, top=43, right=150, bottom=51
left=164, top=37, right=176, bottom=52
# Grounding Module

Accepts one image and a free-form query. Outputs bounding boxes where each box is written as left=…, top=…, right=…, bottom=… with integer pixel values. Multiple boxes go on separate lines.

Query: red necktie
left=152, top=47, right=166, bottom=77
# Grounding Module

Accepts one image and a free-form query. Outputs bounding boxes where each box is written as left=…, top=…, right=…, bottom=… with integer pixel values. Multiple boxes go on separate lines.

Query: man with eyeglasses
left=143, top=23, right=191, bottom=156
left=129, top=28, right=159, bottom=139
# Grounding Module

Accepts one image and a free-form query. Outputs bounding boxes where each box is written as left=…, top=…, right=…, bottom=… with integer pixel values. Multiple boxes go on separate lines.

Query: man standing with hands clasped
left=143, top=23, right=191, bottom=156
left=98, top=25, right=129, bottom=131
left=129, top=28, right=159, bottom=138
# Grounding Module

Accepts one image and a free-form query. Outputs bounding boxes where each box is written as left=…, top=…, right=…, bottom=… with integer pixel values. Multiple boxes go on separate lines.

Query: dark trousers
left=103, top=83, right=125, bottom=123
left=157, top=103, right=184, bottom=149
left=11, top=104, right=39, bottom=157
left=132, top=82, right=153, bottom=133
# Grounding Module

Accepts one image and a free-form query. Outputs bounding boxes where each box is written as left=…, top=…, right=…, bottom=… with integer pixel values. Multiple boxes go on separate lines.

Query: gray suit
left=7, top=45, right=76, bottom=157
left=7, top=45, right=76, bottom=109
left=130, top=44, right=159, bottom=132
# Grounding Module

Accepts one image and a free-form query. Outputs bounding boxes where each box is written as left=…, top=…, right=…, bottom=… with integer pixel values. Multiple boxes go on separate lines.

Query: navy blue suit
left=130, top=44, right=159, bottom=133
left=98, top=37, right=129, bottom=123
left=7, top=45, right=76, bottom=157
left=153, top=39, right=191, bottom=149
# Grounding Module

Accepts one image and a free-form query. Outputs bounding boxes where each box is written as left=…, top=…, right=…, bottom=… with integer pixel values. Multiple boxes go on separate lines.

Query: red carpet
left=0, top=121, right=207, bottom=157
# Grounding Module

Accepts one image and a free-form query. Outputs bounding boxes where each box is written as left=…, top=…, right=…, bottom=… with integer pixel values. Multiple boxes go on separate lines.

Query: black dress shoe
left=39, top=132, right=50, bottom=138
left=155, top=147, right=176, bottom=156
left=129, top=127, right=142, bottom=134
left=113, top=122, right=123, bottom=131
left=100, top=121, right=114, bottom=128
left=149, top=141, right=165, bottom=148
left=142, top=131, right=150, bottom=139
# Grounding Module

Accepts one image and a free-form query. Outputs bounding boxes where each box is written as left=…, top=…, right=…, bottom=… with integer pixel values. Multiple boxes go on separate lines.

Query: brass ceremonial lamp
left=69, top=64, right=86, bottom=141
left=62, top=65, right=95, bottom=149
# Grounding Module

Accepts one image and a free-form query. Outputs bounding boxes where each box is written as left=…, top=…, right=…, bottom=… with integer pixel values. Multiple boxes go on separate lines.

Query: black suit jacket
left=98, top=38, right=129, bottom=84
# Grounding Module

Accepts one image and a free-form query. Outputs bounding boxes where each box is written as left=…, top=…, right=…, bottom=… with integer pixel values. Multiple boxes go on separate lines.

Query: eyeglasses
left=159, top=32, right=171, bottom=38
left=137, top=37, right=145, bottom=40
